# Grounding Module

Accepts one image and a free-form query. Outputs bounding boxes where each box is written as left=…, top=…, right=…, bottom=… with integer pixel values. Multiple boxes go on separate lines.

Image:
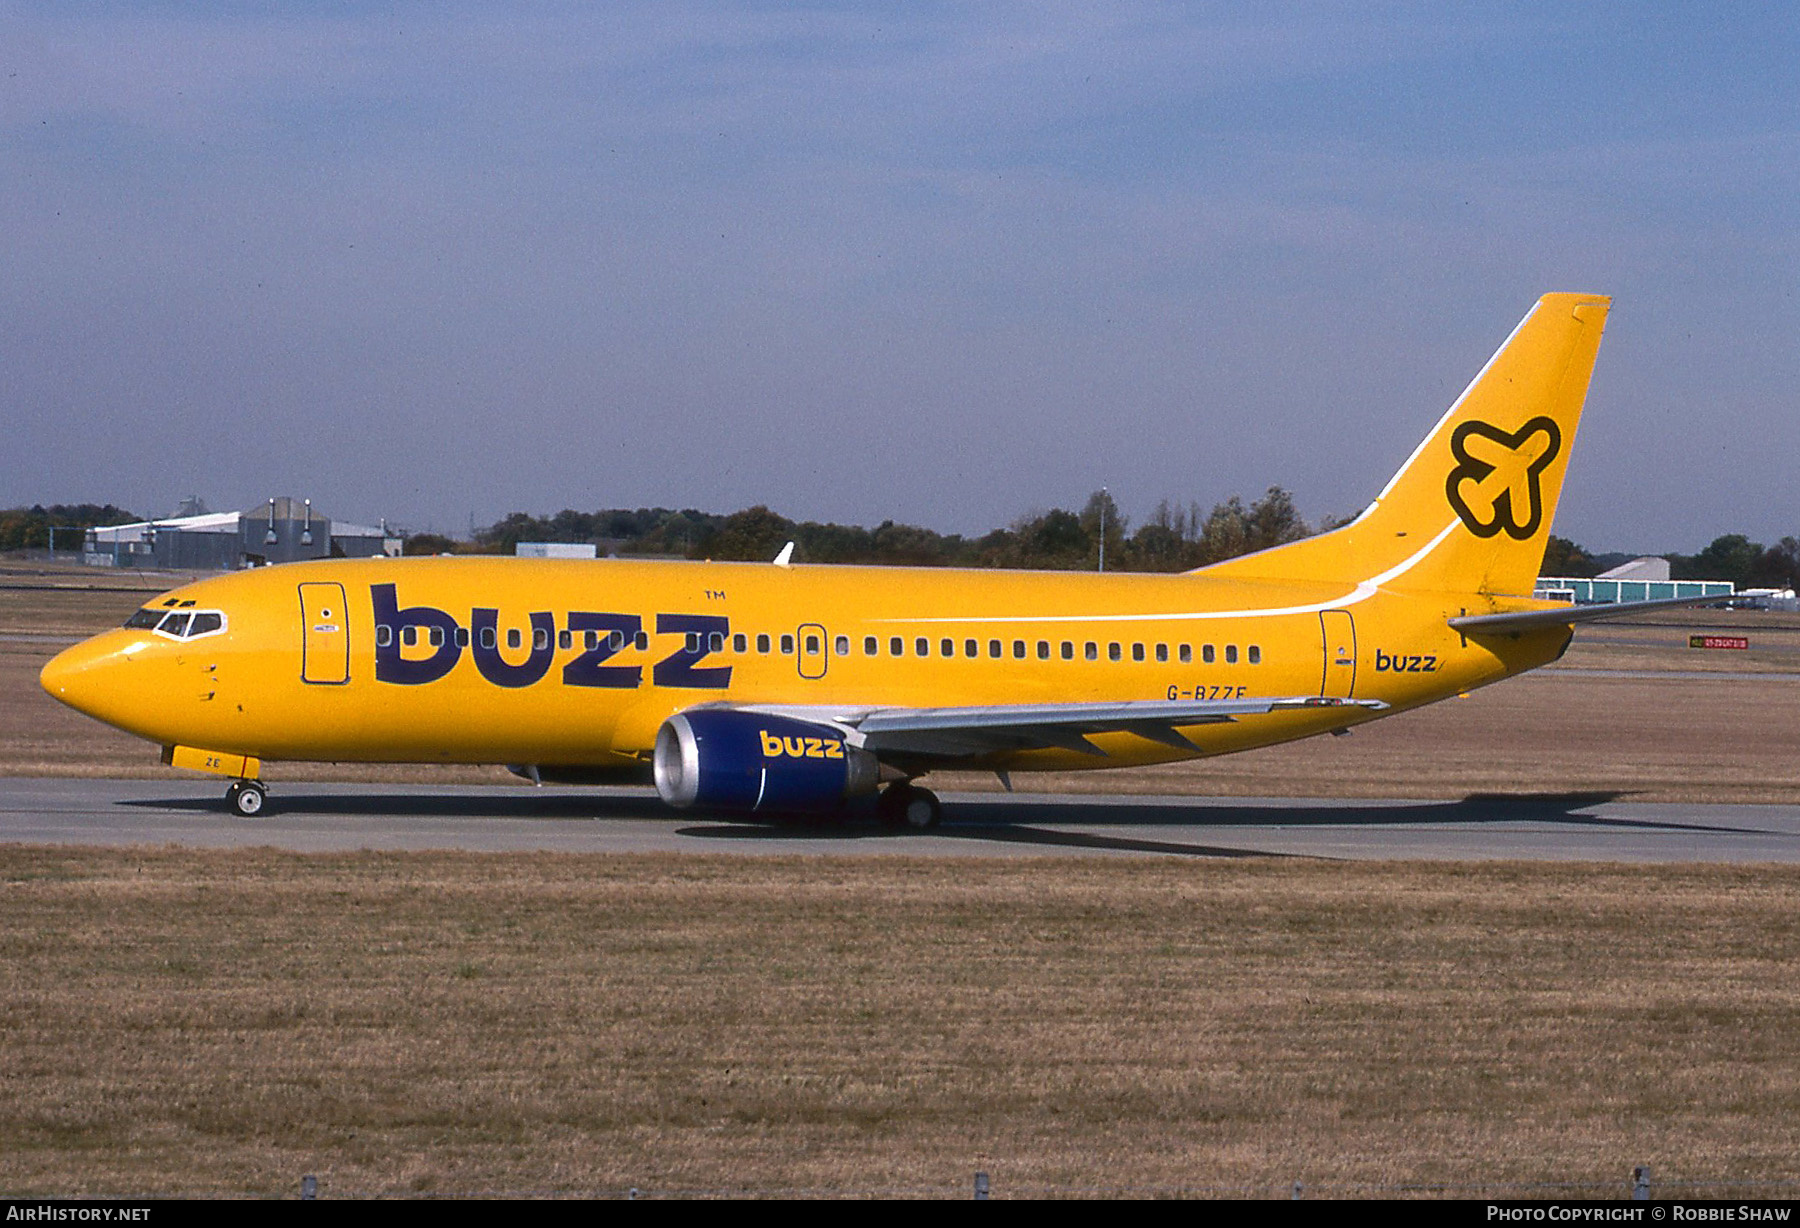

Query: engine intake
left=653, top=710, right=880, bottom=812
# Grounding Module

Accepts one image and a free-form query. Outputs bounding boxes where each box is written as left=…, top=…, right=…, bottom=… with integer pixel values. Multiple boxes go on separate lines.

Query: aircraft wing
left=739, top=695, right=1386, bottom=759
left=1449, top=593, right=1731, bottom=635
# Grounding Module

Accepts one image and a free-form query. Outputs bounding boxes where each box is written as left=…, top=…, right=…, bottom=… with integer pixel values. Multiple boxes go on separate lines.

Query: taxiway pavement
left=2, top=777, right=1798, bottom=861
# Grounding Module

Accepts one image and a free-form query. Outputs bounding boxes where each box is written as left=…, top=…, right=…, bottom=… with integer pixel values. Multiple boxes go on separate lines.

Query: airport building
left=1536, top=556, right=1734, bottom=605
left=84, top=497, right=400, bottom=570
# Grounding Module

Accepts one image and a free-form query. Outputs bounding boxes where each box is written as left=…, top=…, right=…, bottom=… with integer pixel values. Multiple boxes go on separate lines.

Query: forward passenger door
left=300, top=582, right=350, bottom=684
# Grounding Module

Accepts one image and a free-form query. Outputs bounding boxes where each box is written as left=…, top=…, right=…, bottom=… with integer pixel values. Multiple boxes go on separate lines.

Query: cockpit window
left=136, top=607, right=229, bottom=640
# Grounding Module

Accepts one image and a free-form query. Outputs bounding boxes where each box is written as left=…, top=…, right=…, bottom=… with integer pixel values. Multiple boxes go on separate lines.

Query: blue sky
left=2, top=3, right=1795, bottom=551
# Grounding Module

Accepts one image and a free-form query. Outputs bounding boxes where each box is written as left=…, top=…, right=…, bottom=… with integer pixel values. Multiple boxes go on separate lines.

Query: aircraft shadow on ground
left=674, top=790, right=1765, bottom=857
left=117, top=788, right=1763, bottom=859
left=118, top=792, right=658, bottom=820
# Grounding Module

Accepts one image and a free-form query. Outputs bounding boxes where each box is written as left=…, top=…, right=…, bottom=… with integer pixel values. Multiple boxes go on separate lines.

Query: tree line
left=7, top=497, right=1791, bottom=589
left=1543, top=533, right=1800, bottom=591
left=418, top=497, right=1795, bottom=588
left=410, top=488, right=1330, bottom=573
left=0, top=504, right=140, bottom=552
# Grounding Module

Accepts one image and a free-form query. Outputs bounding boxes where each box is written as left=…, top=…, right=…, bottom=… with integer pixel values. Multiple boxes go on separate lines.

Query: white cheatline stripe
left=876, top=519, right=1461, bottom=626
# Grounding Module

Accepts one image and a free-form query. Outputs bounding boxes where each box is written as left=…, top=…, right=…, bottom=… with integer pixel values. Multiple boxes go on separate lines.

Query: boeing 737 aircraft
left=42, top=293, right=1692, bottom=823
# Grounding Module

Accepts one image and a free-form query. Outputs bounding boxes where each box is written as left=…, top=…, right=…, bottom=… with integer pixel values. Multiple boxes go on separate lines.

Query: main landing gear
left=878, top=782, right=942, bottom=829
left=225, top=779, right=268, bottom=818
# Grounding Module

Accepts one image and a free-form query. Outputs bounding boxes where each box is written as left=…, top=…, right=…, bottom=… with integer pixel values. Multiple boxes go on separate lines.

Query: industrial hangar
left=1536, top=556, right=1736, bottom=605
left=81, top=497, right=400, bottom=570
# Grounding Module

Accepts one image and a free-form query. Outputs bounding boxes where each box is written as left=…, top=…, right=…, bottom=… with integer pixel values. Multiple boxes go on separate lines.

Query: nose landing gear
left=225, top=779, right=268, bottom=818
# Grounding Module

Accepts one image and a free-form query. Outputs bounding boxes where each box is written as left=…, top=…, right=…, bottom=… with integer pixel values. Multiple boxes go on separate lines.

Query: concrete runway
left=3, top=777, right=1800, bottom=861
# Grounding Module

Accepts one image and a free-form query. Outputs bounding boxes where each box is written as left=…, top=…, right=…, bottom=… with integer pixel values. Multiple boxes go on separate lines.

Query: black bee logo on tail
left=1445, top=417, right=1561, bottom=540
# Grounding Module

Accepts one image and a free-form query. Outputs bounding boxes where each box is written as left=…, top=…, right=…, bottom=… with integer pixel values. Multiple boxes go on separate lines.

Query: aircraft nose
left=40, top=634, right=135, bottom=724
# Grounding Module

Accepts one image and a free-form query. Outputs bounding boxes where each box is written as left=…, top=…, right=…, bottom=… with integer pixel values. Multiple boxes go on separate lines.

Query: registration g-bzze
left=44, top=294, right=1702, bottom=825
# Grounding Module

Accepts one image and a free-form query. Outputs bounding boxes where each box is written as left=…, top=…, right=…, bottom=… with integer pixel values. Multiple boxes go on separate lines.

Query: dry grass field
left=3, top=849, right=1799, bottom=1198
left=3, top=562, right=1799, bottom=1197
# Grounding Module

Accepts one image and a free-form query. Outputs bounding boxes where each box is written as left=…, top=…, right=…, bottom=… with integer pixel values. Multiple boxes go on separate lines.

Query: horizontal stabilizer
left=1449, top=593, right=1732, bottom=635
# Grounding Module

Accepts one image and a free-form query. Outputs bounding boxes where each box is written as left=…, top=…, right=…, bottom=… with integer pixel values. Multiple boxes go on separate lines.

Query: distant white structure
left=1735, top=588, right=1800, bottom=612
left=515, top=542, right=599, bottom=560
left=1597, top=556, right=1671, bottom=582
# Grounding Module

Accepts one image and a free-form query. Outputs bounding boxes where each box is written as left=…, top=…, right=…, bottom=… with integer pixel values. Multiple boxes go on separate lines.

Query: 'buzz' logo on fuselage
left=369, top=584, right=731, bottom=691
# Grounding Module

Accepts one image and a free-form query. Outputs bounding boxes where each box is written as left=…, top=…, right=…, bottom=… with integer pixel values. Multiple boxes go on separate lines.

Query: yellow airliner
left=42, top=293, right=1688, bottom=823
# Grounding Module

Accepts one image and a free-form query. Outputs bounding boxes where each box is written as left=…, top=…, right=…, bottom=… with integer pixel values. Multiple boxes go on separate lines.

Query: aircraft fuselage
left=42, top=554, right=1563, bottom=772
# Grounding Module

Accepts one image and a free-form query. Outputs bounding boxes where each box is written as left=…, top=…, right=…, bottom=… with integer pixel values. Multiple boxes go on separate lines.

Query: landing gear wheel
left=879, top=783, right=942, bottom=829
left=226, top=780, right=267, bottom=818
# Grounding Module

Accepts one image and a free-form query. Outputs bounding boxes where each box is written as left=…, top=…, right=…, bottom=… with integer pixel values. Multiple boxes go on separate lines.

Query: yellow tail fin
left=1197, top=293, right=1610, bottom=597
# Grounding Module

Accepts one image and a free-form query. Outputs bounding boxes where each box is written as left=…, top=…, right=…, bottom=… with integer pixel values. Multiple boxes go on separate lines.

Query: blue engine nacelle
left=653, top=709, right=881, bottom=812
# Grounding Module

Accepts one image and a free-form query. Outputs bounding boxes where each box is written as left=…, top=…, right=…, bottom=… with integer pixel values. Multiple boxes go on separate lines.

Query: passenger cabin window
left=915, top=637, right=930, bottom=656
left=757, top=633, right=771, bottom=654
left=864, top=636, right=877, bottom=655
left=890, top=636, right=903, bottom=656
left=504, top=629, right=519, bottom=650
left=454, top=628, right=468, bottom=648
left=805, top=634, right=820, bottom=653
left=429, top=627, right=445, bottom=648
left=1226, top=645, right=1239, bottom=664
left=1037, top=641, right=1050, bottom=660
left=687, top=632, right=701, bottom=653
left=781, top=634, right=795, bottom=654
left=1085, top=642, right=1098, bottom=661
left=1202, top=644, right=1215, bottom=664
left=941, top=638, right=954, bottom=657
left=965, top=638, right=978, bottom=658
left=734, top=633, right=747, bottom=653
left=1179, top=644, right=1192, bottom=664
left=1108, top=643, right=1121, bottom=662
left=403, top=626, right=418, bottom=647
left=988, top=639, right=1001, bottom=659
left=1061, top=641, right=1073, bottom=660
left=375, top=624, right=393, bottom=648
left=480, top=628, right=496, bottom=650
left=559, top=629, right=572, bottom=650
left=1132, top=643, right=1145, bottom=662
left=1013, top=640, right=1025, bottom=659
left=1249, top=645, right=1261, bottom=664
left=634, top=631, right=648, bottom=650
left=712, top=632, right=727, bottom=653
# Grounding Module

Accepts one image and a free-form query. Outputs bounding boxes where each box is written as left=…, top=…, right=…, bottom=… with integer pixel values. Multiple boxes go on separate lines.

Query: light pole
left=1098, top=486, right=1107, bottom=573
